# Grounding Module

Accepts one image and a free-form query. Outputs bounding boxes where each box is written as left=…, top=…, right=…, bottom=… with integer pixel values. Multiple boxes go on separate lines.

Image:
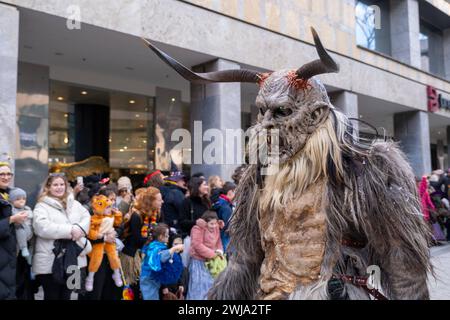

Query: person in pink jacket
left=186, top=210, right=224, bottom=300
left=419, top=176, right=434, bottom=222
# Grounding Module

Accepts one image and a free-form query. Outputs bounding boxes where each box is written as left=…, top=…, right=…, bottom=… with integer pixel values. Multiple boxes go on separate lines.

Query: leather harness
left=332, top=238, right=388, bottom=300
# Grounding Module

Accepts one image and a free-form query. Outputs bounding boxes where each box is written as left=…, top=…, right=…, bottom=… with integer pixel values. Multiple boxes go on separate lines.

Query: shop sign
left=428, top=85, right=450, bottom=112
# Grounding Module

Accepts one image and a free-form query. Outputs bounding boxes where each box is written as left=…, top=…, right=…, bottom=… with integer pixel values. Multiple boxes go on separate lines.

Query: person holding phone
left=33, top=173, right=92, bottom=300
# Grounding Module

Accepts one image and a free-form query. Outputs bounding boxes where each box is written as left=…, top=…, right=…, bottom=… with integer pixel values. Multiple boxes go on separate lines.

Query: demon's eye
left=273, top=106, right=293, bottom=118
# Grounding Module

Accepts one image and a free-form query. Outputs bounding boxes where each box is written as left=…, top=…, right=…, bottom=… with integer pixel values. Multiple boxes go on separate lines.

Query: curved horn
left=141, top=38, right=261, bottom=84
left=296, top=27, right=339, bottom=80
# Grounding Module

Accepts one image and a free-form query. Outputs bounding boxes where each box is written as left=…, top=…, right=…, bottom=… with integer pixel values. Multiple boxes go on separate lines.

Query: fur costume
left=143, top=27, right=432, bottom=300
left=86, top=195, right=123, bottom=290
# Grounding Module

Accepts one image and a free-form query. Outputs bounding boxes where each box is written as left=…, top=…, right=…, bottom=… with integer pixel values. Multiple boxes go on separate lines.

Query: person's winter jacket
left=179, top=196, right=210, bottom=237
left=160, top=182, right=186, bottom=229
left=32, top=195, right=92, bottom=275
left=0, top=189, right=16, bottom=300
left=212, top=195, right=234, bottom=251
left=190, top=218, right=224, bottom=261
left=12, top=206, right=33, bottom=249
left=209, top=188, right=222, bottom=205
left=419, top=177, right=435, bottom=222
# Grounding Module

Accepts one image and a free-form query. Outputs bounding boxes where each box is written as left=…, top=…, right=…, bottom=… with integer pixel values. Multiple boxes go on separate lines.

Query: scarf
left=219, top=194, right=232, bottom=204
left=141, top=209, right=160, bottom=238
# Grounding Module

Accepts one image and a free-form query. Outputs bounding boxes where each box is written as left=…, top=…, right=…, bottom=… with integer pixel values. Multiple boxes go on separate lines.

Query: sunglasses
left=49, top=172, right=66, bottom=177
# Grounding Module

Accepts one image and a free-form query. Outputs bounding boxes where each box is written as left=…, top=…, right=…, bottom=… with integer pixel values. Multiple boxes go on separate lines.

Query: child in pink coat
left=186, top=210, right=224, bottom=300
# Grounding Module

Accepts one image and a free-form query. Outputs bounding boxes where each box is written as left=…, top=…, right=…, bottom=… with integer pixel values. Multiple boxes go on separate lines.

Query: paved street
left=32, top=243, right=450, bottom=300
left=429, top=243, right=450, bottom=300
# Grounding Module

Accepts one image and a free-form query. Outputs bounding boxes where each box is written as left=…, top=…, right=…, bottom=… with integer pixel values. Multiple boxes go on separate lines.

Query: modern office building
left=1, top=0, right=450, bottom=205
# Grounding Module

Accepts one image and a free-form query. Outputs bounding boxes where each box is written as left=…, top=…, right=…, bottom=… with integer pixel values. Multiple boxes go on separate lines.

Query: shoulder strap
left=73, top=223, right=88, bottom=249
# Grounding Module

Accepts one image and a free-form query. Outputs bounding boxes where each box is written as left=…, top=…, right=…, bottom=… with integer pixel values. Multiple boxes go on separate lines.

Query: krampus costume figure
left=142, top=28, right=431, bottom=300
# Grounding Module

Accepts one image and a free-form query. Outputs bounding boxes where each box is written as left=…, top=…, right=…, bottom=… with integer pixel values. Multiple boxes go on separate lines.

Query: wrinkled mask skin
left=254, top=71, right=331, bottom=164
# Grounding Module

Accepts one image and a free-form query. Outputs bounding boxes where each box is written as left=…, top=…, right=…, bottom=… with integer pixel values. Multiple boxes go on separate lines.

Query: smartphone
left=77, top=176, right=84, bottom=186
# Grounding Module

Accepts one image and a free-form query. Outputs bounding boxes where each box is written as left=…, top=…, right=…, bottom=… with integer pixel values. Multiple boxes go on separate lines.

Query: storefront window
left=355, top=0, right=391, bottom=56
left=49, top=82, right=77, bottom=165
left=109, top=92, right=155, bottom=175
left=49, top=81, right=156, bottom=180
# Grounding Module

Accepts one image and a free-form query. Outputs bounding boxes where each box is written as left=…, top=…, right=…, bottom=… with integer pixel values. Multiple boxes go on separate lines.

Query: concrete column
left=331, top=91, right=359, bottom=132
left=394, top=111, right=431, bottom=177
left=332, top=91, right=359, bottom=118
left=0, top=4, right=19, bottom=171
left=437, top=139, right=444, bottom=170
left=443, top=28, right=450, bottom=80
left=390, top=0, right=421, bottom=68
left=190, top=59, right=241, bottom=181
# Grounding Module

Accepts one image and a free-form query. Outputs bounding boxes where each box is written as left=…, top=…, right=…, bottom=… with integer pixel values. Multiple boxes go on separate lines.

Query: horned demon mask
left=142, top=28, right=338, bottom=164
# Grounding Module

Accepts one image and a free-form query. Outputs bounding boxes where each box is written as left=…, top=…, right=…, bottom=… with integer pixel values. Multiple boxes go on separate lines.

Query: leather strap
left=341, top=238, right=366, bottom=248
left=332, top=274, right=388, bottom=300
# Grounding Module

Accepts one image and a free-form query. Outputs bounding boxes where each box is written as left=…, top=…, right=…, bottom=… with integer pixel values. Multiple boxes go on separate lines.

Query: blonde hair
left=260, top=117, right=344, bottom=213
left=38, top=174, right=71, bottom=209
left=208, top=175, right=223, bottom=191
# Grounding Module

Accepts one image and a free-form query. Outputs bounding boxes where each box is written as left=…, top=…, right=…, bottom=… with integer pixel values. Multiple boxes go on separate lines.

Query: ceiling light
left=119, top=149, right=124, bottom=152
left=81, top=91, right=88, bottom=95
left=171, top=98, right=176, bottom=102
left=57, top=97, right=64, bottom=101
left=124, top=146, right=128, bottom=150
left=64, top=113, right=68, bottom=118
left=129, top=100, right=136, bottom=104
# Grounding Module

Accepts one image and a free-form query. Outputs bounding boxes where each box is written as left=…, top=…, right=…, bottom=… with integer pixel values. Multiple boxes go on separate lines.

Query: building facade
left=1, top=0, right=450, bottom=206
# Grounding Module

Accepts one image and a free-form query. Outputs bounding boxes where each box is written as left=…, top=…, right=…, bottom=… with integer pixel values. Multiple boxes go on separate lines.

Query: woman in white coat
left=32, top=173, right=91, bottom=300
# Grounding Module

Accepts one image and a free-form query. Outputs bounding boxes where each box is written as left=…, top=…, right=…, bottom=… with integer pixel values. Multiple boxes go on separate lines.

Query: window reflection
left=355, top=0, right=391, bottom=56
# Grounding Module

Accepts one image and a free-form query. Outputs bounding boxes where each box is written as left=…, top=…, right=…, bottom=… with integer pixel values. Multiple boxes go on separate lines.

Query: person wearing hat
left=116, top=176, right=134, bottom=215
left=159, top=172, right=187, bottom=231
left=9, top=187, right=37, bottom=300
left=9, top=188, right=33, bottom=265
left=0, top=162, right=28, bottom=300
left=143, top=170, right=166, bottom=189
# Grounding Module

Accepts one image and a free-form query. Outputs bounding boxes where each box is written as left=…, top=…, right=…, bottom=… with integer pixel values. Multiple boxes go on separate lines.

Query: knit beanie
left=117, top=176, right=132, bottom=191
left=9, top=187, right=27, bottom=202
